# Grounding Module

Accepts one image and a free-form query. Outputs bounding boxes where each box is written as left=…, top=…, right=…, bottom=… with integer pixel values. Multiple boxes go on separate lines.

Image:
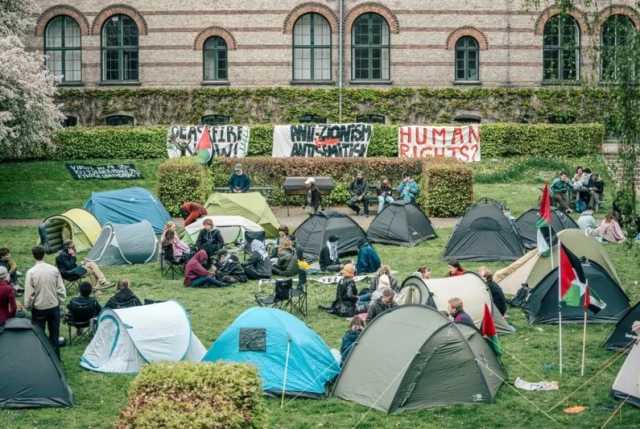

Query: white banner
left=398, top=125, right=481, bottom=162
left=272, top=123, right=372, bottom=158
left=166, top=125, right=250, bottom=162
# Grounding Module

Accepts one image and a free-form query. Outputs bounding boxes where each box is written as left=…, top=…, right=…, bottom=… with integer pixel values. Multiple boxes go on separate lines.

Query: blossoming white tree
left=0, top=0, right=62, bottom=159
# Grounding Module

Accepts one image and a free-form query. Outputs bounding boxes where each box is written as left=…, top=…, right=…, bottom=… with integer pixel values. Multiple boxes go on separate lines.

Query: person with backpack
left=104, top=279, right=142, bottom=309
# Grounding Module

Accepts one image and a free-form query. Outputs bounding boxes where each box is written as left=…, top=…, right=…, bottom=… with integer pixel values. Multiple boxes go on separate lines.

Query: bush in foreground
left=116, top=362, right=265, bottom=429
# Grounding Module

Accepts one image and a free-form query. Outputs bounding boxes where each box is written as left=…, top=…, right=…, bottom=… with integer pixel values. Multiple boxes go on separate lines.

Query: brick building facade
left=29, top=0, right=640, bottom=89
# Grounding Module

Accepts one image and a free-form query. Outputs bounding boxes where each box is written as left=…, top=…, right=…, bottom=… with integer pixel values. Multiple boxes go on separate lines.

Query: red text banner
left=398, top=125, right=480, bottom=162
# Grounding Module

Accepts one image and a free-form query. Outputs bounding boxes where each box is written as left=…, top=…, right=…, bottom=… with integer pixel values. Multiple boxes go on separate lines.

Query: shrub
left=422, top=160, right=474, bottom=217
left=157, top=157, right=211, bottom=216
left=116, top=362, right=265, bottom=429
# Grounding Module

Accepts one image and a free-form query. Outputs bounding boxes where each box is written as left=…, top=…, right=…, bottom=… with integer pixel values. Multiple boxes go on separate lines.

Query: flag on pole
left=582, top=283, right=607, bottom=314
left=536, top=184, right=552, bottom=256
left=558, top=244, right=606, bottom=312
left=481, top=304, right=502, bottom=356
left=196, top=126, right=213, bottom=164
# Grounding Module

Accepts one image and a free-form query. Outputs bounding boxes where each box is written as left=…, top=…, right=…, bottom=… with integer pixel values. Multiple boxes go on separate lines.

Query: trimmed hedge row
left=116, top=362, right=265, bottom=429
left=22, top=122, right=604, bottom=162
left=157, top=156, right=473, bottom=217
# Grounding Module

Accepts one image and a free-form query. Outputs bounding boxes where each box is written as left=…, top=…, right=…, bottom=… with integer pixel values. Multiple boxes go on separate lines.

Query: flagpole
left=580, top=308, right=587, bottom=377
left=558, top=238, right=563, bottom=376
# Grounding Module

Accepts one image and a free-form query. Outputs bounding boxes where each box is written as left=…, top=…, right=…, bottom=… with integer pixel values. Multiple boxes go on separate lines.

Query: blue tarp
left=84, top=187, right=170, bottom=234
left=202, top=307, right=340, bottom=396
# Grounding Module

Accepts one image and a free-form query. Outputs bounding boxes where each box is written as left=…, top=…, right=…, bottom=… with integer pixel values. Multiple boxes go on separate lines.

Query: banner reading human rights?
left=272, top=123, right=372, bottom=158
left=397, top=125, right=481, bottom=162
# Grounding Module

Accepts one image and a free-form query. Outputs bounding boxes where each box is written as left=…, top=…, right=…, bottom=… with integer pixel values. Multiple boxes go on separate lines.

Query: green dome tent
left=367, top=201, right=436, bottom=246
left=334, top=305, right=505, bottom=413
left=205, top=192, right=279, bottom=238
left=86, top=221, right=158, bottom=266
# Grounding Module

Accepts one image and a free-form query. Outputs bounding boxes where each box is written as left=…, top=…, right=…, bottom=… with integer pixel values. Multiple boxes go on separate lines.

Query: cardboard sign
left=272, top=123, right=372, bottom=158
left=398, top=125, right=481, bottom=162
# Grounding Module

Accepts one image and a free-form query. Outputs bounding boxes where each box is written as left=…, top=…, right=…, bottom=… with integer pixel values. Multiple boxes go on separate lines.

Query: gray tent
left=612, top=340, right=640, bottom=408
left=515, top=207, right=578, bottom=250
left=294, top=210, right=366, bottom=259
left=86, top=221, right=158, bottom=266
left=367, top=201, right=436, bottom=246
left=605, top=301, right=640, bottom=351
left=334, top=305, right=504, bottom=413
left=444, top=199, right=524, bottom=261
left=0, top=318, right=73, bottom=408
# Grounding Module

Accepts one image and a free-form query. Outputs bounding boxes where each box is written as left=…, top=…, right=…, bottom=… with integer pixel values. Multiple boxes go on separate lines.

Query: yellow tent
left=38, top=209, right=102, bottom=254
left=205, top=192, right=280, bottom=238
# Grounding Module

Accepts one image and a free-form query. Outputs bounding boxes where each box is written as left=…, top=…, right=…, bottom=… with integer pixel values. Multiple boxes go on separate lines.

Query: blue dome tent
left=202, top=308, right=340, bottom=397
left=83, top=187, right=170, bottom=234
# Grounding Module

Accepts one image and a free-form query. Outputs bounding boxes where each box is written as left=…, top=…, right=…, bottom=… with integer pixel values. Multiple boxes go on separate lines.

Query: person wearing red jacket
left=180, top=202, right=208, bottom=227
left=184, top=250, right=227, bottom=288
left=0, top=266, right=17, bottom=325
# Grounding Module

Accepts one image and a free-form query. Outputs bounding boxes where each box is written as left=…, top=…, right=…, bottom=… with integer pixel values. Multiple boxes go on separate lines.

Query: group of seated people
left=345, top=172, right=421, bottom=216
left=550, top=167, right=605, bottom=214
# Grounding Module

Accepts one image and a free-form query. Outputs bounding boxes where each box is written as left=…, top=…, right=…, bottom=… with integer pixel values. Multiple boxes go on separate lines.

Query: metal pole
left=558, top=239, right=563, bottom=376
left=338, top=0, right=344, bottom=122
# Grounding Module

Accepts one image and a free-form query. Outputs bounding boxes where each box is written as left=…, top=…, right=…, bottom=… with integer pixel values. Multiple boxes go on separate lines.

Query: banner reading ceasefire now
left=397, top=125, right=481, bottom=162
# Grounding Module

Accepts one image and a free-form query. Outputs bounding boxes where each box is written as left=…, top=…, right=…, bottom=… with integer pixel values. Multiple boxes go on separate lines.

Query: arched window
left=455, top=36, right=479, bottom=82
left=203, top=36, right=228, bottom=81
left=601, top=15, right=635, bottom=82
left=293, top=13, right=331, bottom=81
left=352, top=13, right=390, bottom=81
left=101, top=14, right=139, bottom=82
left=543, top=15, right=580, bottom=82
left=105, top=114, right=134, bottom=126
left=44, top=16, right=81, bottom=83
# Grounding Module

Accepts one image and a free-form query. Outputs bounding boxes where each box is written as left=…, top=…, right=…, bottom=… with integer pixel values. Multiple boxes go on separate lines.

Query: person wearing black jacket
left=347, top=172, right=369, bottom=216
left=479, top=267, right=507, bottom=316
left=587, top=173, right=604, bottom=212
left=272, top=248, right=298, bottom=277
left=340, top=317, right=364, bottom=364
left=56, top=240, right=110, bottom=287
left=215, top=251, right=247, bottom=284
left=196, top=218, right=224, bottom=259
left=304, top=177, right=321, bottom=215
left=319, top=235, right=341, bottom=272
left=67, top=282, right=102, bottom=330
left=243, top=240, right=272, bottom=280
left=104, top=279, right=142, bottom=310
left=328, top=263, right=358, bottom=317
left=366, top=288, right=397, bottom=323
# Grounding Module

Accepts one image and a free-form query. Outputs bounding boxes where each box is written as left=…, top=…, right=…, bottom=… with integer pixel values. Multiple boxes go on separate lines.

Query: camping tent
left=38, top=209, right=102, bottom=254
left=366, top=201, right=436, bottom=246
left=611, top=340, right=640, bottom=407
left=496, top=229, right=621, bottom=296
left=205, top=192, right=279, bottom=238
left=334, top=305, right=504, bottom=413
left=202, top=307, right=340, bottom=397
left=515, top=207, right=578, bottom=249
left=84, top=187, right=170, bottom=234
left=523, top=260, right=630, bottom=324
left=443, top=199, right=524, bottom=261
left=295, top=210, right=367, bottom=259
left=81, top=301, right=206, bottom=374
left=605, top=302, right=640, bottom=351
left=0, top=318, right=73, bottom=408
left=86, top=221, right=158, bottom=266
left=398, top=274, right=514, bottom=334
left=183, top=215, right=264, bottom=245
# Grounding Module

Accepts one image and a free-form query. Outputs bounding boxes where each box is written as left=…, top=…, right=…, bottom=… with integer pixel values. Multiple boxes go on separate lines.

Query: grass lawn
left=0, top=157, right=638, bottom=428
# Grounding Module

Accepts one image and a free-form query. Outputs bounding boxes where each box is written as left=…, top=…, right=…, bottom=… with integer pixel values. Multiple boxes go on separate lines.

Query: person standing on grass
left=347, top=171, right=369, bottom=216
left=24, top=246, right=66, bottom=359
left=550, top=171, right=572, bottom=214
left=305, top=177, right=321, bottom=215
left=0, top=267, right=17, bottom=325
left=228, top=163, right=251, bottom=193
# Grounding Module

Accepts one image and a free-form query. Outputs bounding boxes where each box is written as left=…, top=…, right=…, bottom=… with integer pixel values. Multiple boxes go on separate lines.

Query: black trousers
left=31, top=307, right=61, bottom=359
left=347, top=196, right=369, bottom=215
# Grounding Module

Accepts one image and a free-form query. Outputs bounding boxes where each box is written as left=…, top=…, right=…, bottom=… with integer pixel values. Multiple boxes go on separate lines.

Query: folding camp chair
left=160, top=244, right=184, bottom=280
left=63, top=303, right=96, bottom=345
left=255, top=279, right=308, bottom=317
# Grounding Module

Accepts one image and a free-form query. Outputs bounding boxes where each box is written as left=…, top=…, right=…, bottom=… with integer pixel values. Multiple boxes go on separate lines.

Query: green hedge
left=31, top=122, right=604, bottom=162
left=157, top=157, right=211, bottom=216
left=117, top=362, right=265, bottom=429
left=422, top=161, right=474, bottom=217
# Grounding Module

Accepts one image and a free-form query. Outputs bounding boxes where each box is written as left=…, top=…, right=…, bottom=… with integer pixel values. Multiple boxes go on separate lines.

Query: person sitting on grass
left=347, top=172, right=369, bottom=216
left=417, top=266, right=432, bottom=280
left=272, top=226, right=293, bottom=258
left=162, top=229, right=192, bottom=263
left=377, top=178, right=394, bottom=213
left=577, top=210, right=597, bottom=234
left=594, top=213, right=626, bottom=244
left=355, top=240, right=381, bottom=275
left=243, top=240, right=272, bottom=280
left=0, top=267, right=17, bottom=326
left=104, top=279, right=142, bottom=310
left=398, top=174, right=419, bottom=204
left=447, top=259, right=465, bottom=277
left=326, top=263, right=358, bottom=317
left=340, top=317, right=365, bottom=364
left=56, top=240, right=111, bottom=288
left=215, top=250, right=247, bottom=284
left=366, top=287, right=397, bottom=324
left=551, top=171, right=572, bottom=214
left=0, top=247, right=18, bottom=285
left=272, top=240, right=297, bottom=277
left=180, top=202, right=208, bottom=227
left=196, top=218, right=224, bottom=260
left=320, top=235, right=342, bottom=272
left=66, top=281, right=102, bottom=331
left=448, top=297, right=475, bottom=328
left=478, top=267, right=507, bottom=316
left=184, top=250, right=228, bottom=288
left=228, top=163, right=251, bottom=193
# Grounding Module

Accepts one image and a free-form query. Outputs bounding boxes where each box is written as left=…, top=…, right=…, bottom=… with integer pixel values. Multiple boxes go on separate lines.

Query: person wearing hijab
left=243, top=240, right=272, bottom=280
left=319, top=235, right=341, bottom=272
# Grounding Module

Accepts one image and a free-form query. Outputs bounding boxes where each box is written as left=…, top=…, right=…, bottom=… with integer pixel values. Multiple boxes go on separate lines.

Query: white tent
left=80, top=301, right=206, bottom=374
left=612, top=340, right=640, bottom=408
left=398, top=273, right=514, bottom=334
left=183, top=215, right=264, bottom=245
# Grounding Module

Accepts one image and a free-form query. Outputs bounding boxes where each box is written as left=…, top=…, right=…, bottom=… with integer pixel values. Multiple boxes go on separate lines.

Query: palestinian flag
left=536, top=184, right=552, bottom=256
left=196, top=126, right=213, bottom=164
left=481, top=304, right=502, bottom=356
left=582, top=283, right=607, bottom=314
left=559, top=244, right=588, bottom=307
